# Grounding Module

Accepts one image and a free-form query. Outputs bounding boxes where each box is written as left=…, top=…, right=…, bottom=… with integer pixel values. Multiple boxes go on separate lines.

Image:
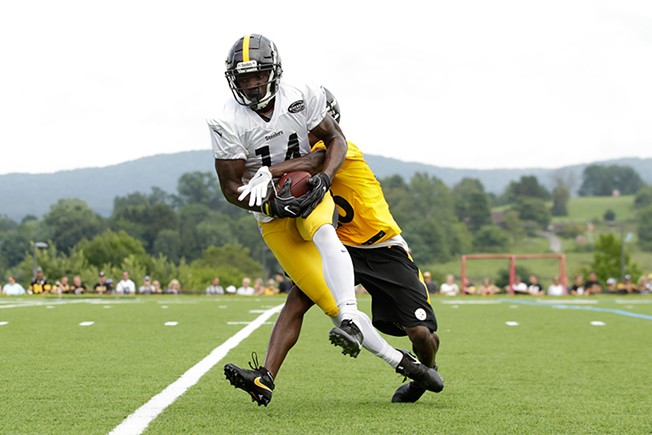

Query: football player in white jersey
left=210, top=34, right=442, bottom=406
left=223, top=89, right=445, bottom=406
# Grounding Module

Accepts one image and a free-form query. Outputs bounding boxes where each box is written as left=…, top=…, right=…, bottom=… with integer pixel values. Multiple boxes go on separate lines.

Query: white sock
left=313, top=225, right=402, bottom=369
left=332, top=306, right=402, bottom=369
left=312, top=225, right=356, bottom=307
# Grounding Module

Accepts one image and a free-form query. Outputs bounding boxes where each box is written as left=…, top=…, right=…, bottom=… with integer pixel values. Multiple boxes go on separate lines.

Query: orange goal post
left=460, top=254, right=567, bottom=295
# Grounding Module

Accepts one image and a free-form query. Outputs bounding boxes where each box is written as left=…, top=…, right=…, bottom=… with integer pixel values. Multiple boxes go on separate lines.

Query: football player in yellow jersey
left=225, top=89, right=444, bottom=405
left=217, top=35, right=443, bottom=406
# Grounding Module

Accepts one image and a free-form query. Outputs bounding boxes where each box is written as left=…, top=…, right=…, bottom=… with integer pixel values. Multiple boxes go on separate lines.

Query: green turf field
left=1, top=295, right=651, bottom=434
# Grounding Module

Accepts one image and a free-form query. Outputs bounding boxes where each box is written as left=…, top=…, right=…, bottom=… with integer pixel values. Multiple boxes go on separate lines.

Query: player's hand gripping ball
left=276, top=171, right=312, bottom=197
left=260, top=171, right=312, bottom=218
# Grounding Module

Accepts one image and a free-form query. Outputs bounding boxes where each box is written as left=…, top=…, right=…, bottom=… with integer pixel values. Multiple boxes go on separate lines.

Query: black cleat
left=392, top=363, right=440, bottom=403
left=391, top=381, right=427, bottom=403
left=329, top=319, right=363, bottom=358
left=395, top=350, right=444, bottom=393
left=224, top=352, right=275, bottom=406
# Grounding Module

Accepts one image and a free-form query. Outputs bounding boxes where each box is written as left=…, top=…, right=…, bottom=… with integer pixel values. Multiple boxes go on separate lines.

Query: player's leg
left=224, top=285, right=314, bottom=406
left=347, top=242, right=445, bottom=400
left=405, top=325, right=439, bottom=368
left=263, top=285, right=314, bottom=377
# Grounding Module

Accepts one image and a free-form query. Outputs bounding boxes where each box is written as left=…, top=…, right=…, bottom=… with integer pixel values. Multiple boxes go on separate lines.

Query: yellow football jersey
left=312, top=141, right=401, bottom=246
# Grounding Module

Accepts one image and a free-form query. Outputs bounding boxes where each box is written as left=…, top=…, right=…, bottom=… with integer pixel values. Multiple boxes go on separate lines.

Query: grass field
left=1, top=295, right=651, bottom=434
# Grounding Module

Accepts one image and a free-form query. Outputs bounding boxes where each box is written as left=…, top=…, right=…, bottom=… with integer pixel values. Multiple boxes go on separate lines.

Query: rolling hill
left=1, top=151, right=651, bottom=221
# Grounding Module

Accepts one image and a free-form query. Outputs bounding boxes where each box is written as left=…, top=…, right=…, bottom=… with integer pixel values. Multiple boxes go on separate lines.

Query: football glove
left=261, top=179, right=304, bottom=218
left=299, top=173, right=331, bottom=218
left=237, top=166, right=273, bottom=207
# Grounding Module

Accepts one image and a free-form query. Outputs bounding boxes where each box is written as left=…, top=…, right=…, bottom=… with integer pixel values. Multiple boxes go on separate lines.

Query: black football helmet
left=323, top=87, right=341, bottom=124
left=225, top=34, right=282, bottom=110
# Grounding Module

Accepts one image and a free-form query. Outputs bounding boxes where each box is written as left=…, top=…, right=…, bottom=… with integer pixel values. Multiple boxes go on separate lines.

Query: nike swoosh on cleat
left=254, top=377, right=272, bottom=392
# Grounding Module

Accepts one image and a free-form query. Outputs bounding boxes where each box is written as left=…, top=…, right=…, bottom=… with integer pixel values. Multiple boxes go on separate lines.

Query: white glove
left=237, top=166, right=273, bottom=207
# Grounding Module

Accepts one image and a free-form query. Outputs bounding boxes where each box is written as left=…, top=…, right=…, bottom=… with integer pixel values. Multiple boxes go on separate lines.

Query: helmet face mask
left=225, top=34, right=282, bottom=110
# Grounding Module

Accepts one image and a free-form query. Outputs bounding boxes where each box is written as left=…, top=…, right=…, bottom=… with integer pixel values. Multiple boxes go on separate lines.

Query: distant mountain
left=1, top=151, right=651, bottom=221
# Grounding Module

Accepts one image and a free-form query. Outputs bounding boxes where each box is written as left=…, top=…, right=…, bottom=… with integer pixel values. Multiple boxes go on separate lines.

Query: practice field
left=1, top=295, right=651, bottom=434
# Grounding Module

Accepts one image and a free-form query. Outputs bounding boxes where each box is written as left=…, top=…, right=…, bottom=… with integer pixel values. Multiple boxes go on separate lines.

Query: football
left=277, top=171, right=312, bottom=197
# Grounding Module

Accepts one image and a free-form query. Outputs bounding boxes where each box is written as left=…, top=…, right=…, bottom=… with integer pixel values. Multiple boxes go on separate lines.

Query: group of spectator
left=1, top=269, right=182, bottom=296
left=205, top=274, right=293, bottom=296
left=9, top=268, right=650, bottom=297
left=420, top=271, right=652, bottom=296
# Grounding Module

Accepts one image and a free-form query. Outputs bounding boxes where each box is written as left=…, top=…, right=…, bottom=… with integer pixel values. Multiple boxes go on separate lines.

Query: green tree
left=176, top=171, right=225, bottom=210
left=637, top=205, right=652, bottom=252
left=499, top=209, right=526, bottom=241
left=634, top=185, right=652, bottom=210
left=453, top=178, right=491, bottom=231
left=589, top=233, right=641, bottom=281
left=77, top=229, right=147, bottom=269
left=551, top=185, right=569, bottom=216
left=579, top=164, right=644, bottom=196
left=472, top=225, right=510, bottom=252
left=111, top=192, right=178, bottom=252
left=504, top=176, right=550, bottom=202
left=511, top=197, right=551, bottom=230
left=42, top=199, right=105, bottom=253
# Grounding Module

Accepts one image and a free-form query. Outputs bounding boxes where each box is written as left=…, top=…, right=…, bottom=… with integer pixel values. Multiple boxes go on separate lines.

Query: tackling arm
left=308, top=114, right=347, bottom=181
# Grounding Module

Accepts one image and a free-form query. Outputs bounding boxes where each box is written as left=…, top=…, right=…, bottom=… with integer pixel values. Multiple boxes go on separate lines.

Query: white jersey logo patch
left=415, top=308, right=427, bottom=321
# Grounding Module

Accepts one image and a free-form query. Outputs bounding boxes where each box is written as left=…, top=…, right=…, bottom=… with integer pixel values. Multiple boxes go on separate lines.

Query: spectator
left=236, top=277, right=255, bottom=296
left=642, top=273, right=652, bottom=295
left=477, top=277, right=500, bottom=295
left=604, top=277, right=618, bottom=294
left=71, top=275, right=87, bottom=294
left=116, top=271, right=136, bottom=295
left=254, top=278, right=266, bottom=295
left=439, top=274, right=460, bottom=296
left=422, top=271, right=438, bottom=294
left=547, top=276, right=565, bottom=296
left=569, top=274, right=585, bottom=295
left=94, top=272, right=112, bottom=295
left=584, top=272, right=602, bottom=295
left=29, top=267, right=51, bottom=295
left=152, top=280, right=163, bottom=294
left=617, top=275, right=636, bottom=294
left=206, top=277, right=225, bottom=295
left=166, top=279, right=181, bottom=295
left=527, top=274, right=544, bottom=296
left=274, top=273, right=292, bottom=294
left=55, top=275, right=73, bottom=295
left=139, top=276, right=156, bottom=294
left=265, top=278, right=278, bottom=295
left=3, top=276, right=26, bottom=296
left=506, top=274, right=528, bottom=295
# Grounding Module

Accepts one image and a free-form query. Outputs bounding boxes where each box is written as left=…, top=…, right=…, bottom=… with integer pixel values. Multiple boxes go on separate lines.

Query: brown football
left=277, top=171, right=312, bottom=197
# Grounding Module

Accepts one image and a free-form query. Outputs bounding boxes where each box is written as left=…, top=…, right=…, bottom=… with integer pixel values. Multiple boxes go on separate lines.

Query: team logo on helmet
left=225, top=34, right=283, bottom=110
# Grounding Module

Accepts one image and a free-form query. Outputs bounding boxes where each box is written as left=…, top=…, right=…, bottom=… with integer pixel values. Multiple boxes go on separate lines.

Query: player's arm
left=290, top=114, right=345, bottom=218
left=308, top=114, right=346, bottom=181
left=214, top=159, right=261, bottom=212
left=268, top=149, right=326, bottom=176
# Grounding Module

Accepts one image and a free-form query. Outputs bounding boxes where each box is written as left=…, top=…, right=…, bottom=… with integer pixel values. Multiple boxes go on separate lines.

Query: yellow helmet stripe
left=242, top=34, right=251, bottom=62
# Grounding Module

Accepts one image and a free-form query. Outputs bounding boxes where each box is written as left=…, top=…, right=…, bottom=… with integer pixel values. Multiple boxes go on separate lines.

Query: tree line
left=1, top=163, right=650, bottom=291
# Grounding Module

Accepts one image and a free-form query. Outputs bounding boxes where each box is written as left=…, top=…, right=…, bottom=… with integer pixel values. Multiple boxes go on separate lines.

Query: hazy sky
left=1, top=0, right=651, bottom=175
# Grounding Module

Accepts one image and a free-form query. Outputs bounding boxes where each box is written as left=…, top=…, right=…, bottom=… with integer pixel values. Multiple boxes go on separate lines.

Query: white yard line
left=109, top=303, right=284, bottom=435
left=0, top=299, right=89, bottom=309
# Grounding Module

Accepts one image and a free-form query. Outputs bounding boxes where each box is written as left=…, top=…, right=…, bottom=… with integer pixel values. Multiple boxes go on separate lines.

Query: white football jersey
left=208, top=81, right=327, bottom=185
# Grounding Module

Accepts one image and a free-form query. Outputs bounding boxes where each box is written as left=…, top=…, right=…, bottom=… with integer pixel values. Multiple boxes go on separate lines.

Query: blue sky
left=1, top=0, right=651, bottom=175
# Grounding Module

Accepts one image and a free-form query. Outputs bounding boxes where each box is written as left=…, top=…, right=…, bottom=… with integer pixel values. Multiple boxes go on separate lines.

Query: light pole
left=32, top=241, right=48, bottom=279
